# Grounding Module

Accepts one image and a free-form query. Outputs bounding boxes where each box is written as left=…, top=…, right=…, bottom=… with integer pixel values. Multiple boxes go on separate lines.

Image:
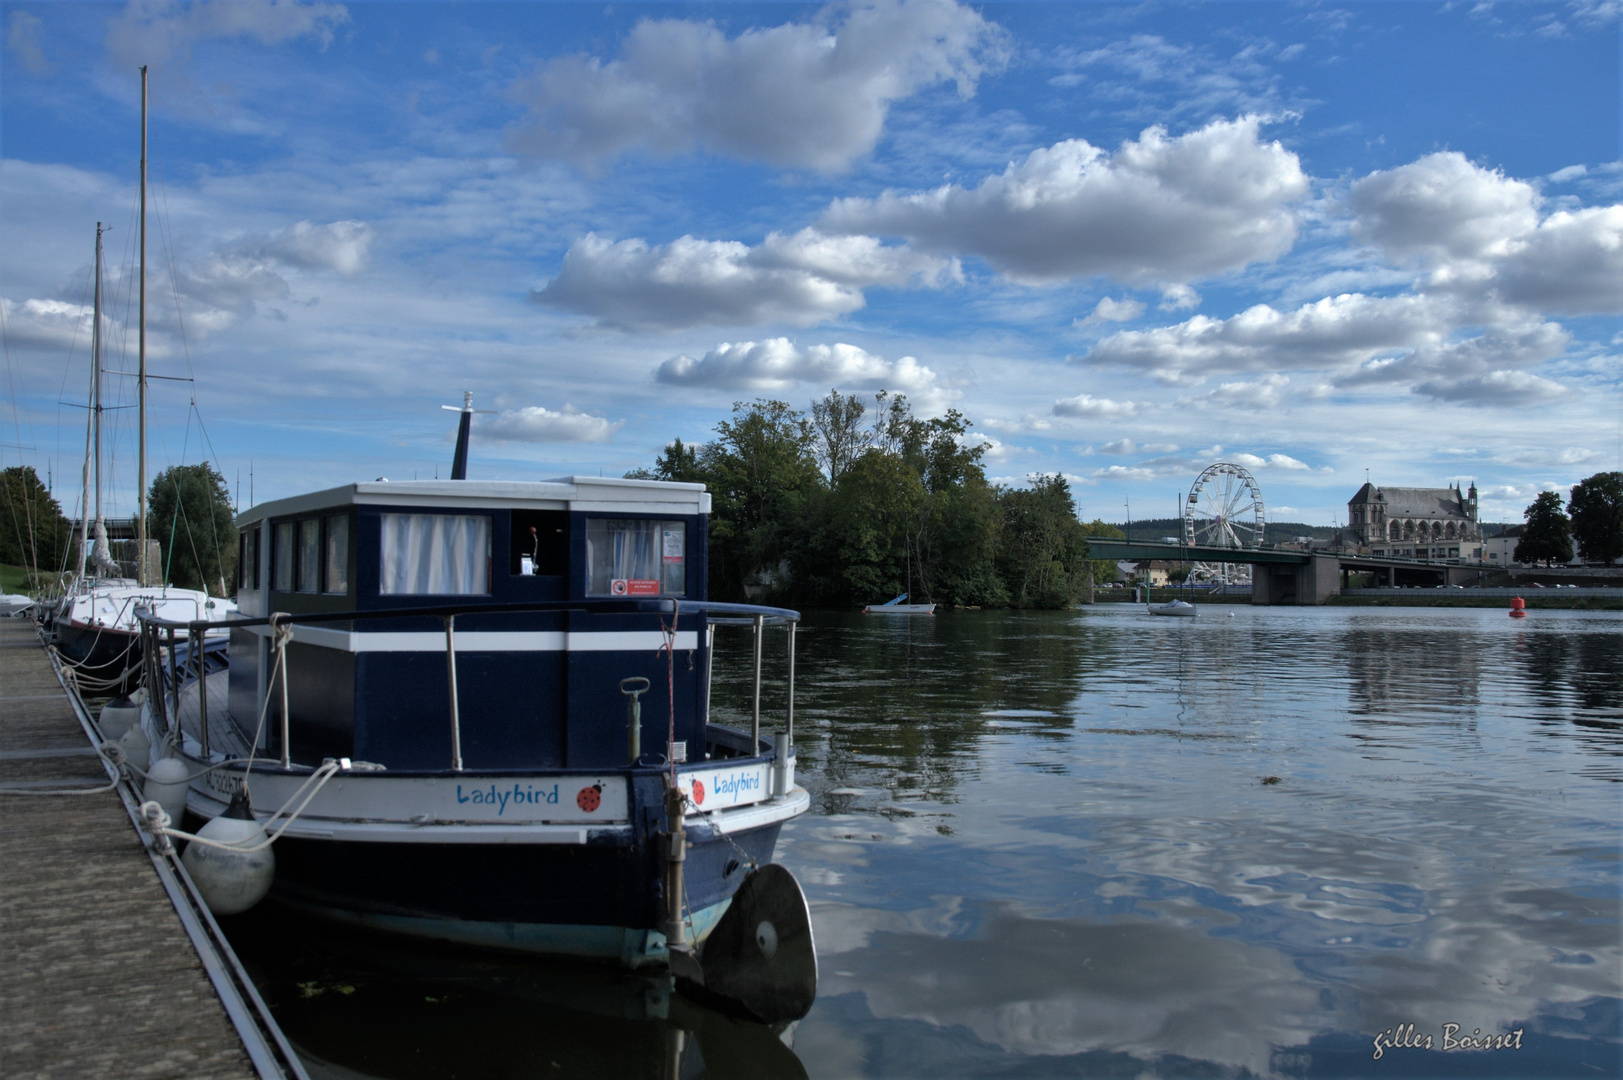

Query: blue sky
left=3, top=0, right=1620, bottom=529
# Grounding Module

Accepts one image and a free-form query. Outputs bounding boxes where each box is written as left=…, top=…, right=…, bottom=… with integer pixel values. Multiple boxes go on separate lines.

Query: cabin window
left=298, top=519, right=320, bottom=593
left=323, top=515, right=349, bottom=594
left=238, top=532, right=248, bottom=589
left=511, top=510, right=568, bottom=576
left=252, top=526, right=261, bottom=590
left=273, top=522, right=294, bottom=592
left=585, top=519, right=685, bottom=597
left=379, top=513, right=490, bottom=595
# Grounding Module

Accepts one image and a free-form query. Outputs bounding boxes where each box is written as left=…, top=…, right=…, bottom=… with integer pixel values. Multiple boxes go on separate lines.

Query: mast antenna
left=440, top=391, right=495, bottom=481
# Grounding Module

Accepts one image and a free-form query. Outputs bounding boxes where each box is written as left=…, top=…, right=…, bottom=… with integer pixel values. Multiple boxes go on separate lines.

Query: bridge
left=1085, top=539, right=1490, bottom=605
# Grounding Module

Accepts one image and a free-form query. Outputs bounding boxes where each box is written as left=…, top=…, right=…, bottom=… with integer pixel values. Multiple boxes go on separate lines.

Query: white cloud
left=656, top=337, right=947, bottom=403
left=1052, top=393, right=1141, bottom=419
left=481, top=405, right=622, bottom=443
left=1160, top=284, right=1200, bottom=310
left=1493, top=205, right=1623, bottom=314
left=233, top=219, right=374, bottom=275
left=506, top=0, right=1008, bottom=172
left=107, top=0, right=348, bottom=74
left=1413, top=369, right=1570, bottom=406
left=1077, top=296, right=1145, bottom=325
left=1081, top=293, right=1446, bottom=383
left=533, top=230, right=953, bottom=331
left=1337, top=322, right=1570, bottom=391
left=6, top=11, right=51, bottom=74
left=1229, top=451, right=1311, bottom=471
left=1177, top=373, right=1291, bottom=410
left=1350, top=151, right=1539, bottom=263
left=1098, top=439, right=1179, bottom=455
left=822, top=115, right=1309, bottom=284
left=0, top=297, right=92, bottom=350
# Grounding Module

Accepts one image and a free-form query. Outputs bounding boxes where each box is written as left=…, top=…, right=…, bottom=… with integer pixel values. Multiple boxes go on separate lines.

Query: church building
left=1347, top=482, right=1483, bottom=561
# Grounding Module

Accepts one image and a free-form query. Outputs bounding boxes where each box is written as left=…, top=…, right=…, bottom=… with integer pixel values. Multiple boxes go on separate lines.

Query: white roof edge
left=236, top=478, right=708, bottom=527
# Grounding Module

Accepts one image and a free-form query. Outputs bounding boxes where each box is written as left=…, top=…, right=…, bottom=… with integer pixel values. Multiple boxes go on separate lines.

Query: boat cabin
left=229, top=478, right=711, bottom=772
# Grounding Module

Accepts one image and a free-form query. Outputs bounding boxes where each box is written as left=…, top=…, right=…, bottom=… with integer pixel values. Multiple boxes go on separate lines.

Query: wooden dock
left=0, top=617, right=261, bottom=1080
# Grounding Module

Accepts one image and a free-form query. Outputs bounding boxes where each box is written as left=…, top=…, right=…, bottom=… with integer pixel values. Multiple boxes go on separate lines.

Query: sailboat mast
left=138, top=64, right=148, bottom=587
left=93, top=223, right=104, bottom=525
left=75, top=227, right=98, bottom=583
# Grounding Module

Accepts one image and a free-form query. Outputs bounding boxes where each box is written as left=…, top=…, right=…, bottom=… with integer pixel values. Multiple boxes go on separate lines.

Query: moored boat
left=134, top=471, right=815, bottom=1012
left=1147, top=599, right=1197, bottom=617
left=862, top=592, right=936, bottom=615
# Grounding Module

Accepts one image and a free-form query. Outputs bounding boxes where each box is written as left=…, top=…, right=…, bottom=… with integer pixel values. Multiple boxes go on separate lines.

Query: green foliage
left=996, top=474, right=1092, bottom=608
left=1514, top=491, right=1573, bottom=566
left=149, top=461, right=237, bottom=595
left=0, top=466, right=71, bottom=580
left=1568, top=471, right=1623, bottom=565
left=627, top=393, right=1106, bottom=608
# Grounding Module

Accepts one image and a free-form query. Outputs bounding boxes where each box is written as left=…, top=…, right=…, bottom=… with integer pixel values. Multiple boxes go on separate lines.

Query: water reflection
left=226, top=905, right=807, bottom=1080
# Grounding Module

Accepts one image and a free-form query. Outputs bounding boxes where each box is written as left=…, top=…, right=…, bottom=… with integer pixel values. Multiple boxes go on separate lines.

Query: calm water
left=228, top=606, right=1622, bottom=1079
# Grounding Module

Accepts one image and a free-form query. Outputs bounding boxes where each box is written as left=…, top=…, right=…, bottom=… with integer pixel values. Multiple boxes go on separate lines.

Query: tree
left=997, top=474, right=1091, bottom=608
left=1514, top=491, right=1573, bottom=567
left=1568, top=471, right=1623, bottom=565
left=701, top=401, right=825, bottom=600
left=149, top=461, right=237, bottom=595
left=0, top=466, right=71, bottom=580
left=810, top=390, right=871, bottom=485
left=626, top=437, right=706, bottom=484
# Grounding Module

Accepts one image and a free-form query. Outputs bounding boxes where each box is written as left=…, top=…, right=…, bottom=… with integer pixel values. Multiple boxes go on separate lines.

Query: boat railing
left=135, top=597, right=800, bottom=774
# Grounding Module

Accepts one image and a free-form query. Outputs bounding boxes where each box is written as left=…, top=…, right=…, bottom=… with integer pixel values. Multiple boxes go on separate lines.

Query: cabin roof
left=236, top=476, right=710, bottom=526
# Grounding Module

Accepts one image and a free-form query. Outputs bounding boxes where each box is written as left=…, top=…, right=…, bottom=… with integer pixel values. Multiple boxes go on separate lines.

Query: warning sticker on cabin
left=663, top=529, right=684, bottom=563
left=611, top=579, right=661, bottom=596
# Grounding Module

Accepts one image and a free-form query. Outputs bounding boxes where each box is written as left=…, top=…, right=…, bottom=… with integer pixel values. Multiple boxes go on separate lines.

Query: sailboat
left=52, top=68, right=236, bottom=695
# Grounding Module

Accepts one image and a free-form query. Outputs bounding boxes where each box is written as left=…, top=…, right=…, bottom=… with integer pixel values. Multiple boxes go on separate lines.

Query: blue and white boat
left=136, top=463, right=813, bottom=1000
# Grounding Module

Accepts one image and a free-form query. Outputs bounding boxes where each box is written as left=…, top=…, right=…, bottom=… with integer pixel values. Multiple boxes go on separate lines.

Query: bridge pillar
left=1253, top=555, right=1340, bottom=605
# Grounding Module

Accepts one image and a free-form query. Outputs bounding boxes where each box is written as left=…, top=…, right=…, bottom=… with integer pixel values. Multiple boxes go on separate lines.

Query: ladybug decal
left=576, top=784, right=602, bottom=813
left=692, top=780, right=705, bottom=806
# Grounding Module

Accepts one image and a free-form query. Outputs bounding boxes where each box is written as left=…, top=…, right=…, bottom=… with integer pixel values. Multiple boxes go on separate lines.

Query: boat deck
left=0, top=617, right=258, bottom=1080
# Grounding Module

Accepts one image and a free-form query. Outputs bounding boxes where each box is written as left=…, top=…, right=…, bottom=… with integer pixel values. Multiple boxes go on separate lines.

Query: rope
left=138, top=759, right=341, bottom=853
left=658, top=599, right=679, bottom=788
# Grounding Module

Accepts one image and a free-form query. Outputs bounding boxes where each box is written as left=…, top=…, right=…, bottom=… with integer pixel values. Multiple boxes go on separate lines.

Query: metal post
left=166, top=626, right=180, bottom=723
left=445, top=616, right=463, bottom=771
left=278, top=621, right=291, bottom=769
left=703, top=623, right=715, bottom=727
left=785, top=621, right=796, bottom=755
left=664, top=785, right=687, bottom=951
left=751, top=614, right=763, bottom=755
left=193, top=626, right=209, bottom=758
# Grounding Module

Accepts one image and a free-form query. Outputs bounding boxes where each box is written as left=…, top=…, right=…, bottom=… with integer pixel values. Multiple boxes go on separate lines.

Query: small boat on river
left=131, top=434, right=817, bottom=1020
left=1147, top=599, right=1197, bottom=617
left=863, top=592, right=936, bottom=615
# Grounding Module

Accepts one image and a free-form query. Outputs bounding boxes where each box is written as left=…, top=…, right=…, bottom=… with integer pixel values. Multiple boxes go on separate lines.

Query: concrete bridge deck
left=0, top=618, right=284, bottom=1079
left=1087, top=539, right=1524, bottom=605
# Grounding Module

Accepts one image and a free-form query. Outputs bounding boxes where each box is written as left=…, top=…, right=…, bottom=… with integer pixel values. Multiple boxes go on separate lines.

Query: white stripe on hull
left=252, top=624, right=699, bottom=653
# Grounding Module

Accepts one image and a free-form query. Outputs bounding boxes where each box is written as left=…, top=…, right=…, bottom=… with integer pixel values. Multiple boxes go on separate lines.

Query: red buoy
left=1509, top=596, right=1526, bottom=619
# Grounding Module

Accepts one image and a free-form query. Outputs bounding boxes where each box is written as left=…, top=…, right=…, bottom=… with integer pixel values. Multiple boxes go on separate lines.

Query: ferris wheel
left=1183, top=463, right=1265, bottom=581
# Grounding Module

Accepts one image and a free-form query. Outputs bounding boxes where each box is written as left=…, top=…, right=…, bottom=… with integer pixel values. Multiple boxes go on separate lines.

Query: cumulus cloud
left=481, top=405, right=621, bottom=443
left=533, top=229, right=954, bottom=331
left=1350, top=151, right=1539, bottom=263
left=232, top=219, right=374, bottom=275
left=822, top=115, right=1309, bottom=284
left=1099, top=439, right=1179, bottom=455
left=107, top=0, right=348, bottom=74
left=0, top=298, right=92, bottom=350
left=1413, top=369, right=1570, bottom=406
left=506, top=0, right=1007, bottom=172
left=656, top=338, right=946, bottom=404
left=1337, top=322, right=1570, bottom=391
left=1229, top=451, right=1310, bottom=470
left=1077, top=296, right=1145, bottom=325
left=1351, top=154, right=1623, bottom=316
left=1080, top=292, right=1446, bottom=383
left=1052, top=393, right=1141, bottom=419
left=1177, top=373, right=1291, bottom=410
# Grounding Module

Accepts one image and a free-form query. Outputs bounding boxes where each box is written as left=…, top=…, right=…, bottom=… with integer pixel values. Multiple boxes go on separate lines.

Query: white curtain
left=380, top=514, right=490, bottom=595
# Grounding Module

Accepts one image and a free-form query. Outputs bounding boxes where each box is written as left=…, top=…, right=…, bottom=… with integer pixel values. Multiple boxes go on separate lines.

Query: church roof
left=1358, top=486, right=1469, bottom=518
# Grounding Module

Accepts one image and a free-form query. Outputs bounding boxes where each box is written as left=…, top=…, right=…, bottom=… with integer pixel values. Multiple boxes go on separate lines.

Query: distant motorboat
left=1147, top=599, right=1197, bottom=617
left=863, top=592, right=936, bottom=615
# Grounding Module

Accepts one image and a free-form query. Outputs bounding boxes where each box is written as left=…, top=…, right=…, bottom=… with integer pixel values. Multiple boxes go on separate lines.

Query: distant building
left=1347, top=482, right=1483, bottom=561
left=1483, top=525, right=1524, bottom=566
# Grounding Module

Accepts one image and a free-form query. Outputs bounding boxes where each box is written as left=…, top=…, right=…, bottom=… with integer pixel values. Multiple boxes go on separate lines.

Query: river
left=227, top=605, right=1621, bottom=1079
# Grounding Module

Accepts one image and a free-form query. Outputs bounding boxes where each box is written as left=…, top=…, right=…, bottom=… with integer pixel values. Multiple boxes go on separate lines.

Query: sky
left=2, top=0, right=1620, bottom=530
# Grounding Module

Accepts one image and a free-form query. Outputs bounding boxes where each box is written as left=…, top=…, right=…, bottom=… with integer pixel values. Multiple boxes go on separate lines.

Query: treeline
left=628, top=393, right=1121, bottom=608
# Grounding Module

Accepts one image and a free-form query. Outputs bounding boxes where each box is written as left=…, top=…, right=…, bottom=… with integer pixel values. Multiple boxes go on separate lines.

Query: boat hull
left=264, top=819, right=783, bottom=965
left=54, top=621, right=143, bottom=695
